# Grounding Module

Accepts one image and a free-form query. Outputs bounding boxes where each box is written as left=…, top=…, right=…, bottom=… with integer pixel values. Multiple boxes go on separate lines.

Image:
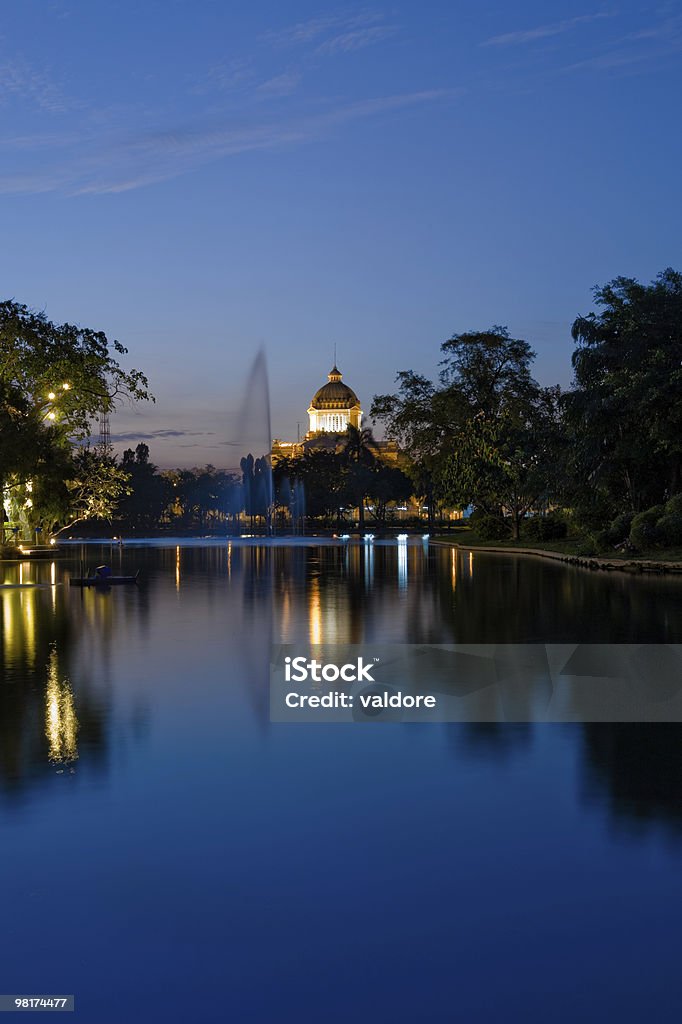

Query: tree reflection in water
left=581, top=723, right=682, bottom=834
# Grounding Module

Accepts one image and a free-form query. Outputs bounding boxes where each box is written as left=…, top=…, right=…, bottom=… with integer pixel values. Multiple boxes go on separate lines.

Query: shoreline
left=432, top=539, right=682, bottom=575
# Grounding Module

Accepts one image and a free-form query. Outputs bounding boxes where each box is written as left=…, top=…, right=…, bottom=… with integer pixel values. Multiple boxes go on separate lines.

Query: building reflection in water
left=398, top=538, right=408, bottom=589
left=364, top=543, right=374, bottom=589
left=45, top=645, right=79, bottom=764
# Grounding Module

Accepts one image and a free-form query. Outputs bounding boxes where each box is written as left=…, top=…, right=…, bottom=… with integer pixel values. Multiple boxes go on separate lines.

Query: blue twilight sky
left=1, top=1, right=681, bottom=467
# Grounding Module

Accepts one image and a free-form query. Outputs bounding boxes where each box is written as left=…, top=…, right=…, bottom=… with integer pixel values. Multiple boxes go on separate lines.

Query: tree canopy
left=0, top=299, right=152, bottom=438
left=566, top=268, right=682, bottom=516
left=1, top=299, right=152, bottom=541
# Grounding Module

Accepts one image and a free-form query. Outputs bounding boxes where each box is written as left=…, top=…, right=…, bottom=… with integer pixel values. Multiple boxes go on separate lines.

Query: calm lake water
left=1, top=540, right=681, bottom=1023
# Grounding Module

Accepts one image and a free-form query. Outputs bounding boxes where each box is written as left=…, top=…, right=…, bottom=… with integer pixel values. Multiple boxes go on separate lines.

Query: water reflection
left=0, top=556, right=135, bottom=802
left=45, top=646, right=78, bottom=764
left=582, top=723, right=682, bottom=834
left=451, top=722, right=534, bottom=763
left=397, top=538, right=408, bottom=589
left=309, top=576, right=322, bottom=644
left=1, top=541, right=681, bottom=838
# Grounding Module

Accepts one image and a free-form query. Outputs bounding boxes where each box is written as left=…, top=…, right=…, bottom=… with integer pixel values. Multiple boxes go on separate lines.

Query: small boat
left=70, top=569, right=140, bottom=587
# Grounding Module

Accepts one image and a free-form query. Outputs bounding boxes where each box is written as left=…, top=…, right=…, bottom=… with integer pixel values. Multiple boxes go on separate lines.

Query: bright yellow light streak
left=309, top=577, right=322, bottom=645
left=45, top=648, right=79, bottom=764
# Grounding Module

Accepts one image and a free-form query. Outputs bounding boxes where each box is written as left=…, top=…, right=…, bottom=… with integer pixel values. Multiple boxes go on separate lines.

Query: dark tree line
left=272, top=426, right=413, bottom=528
left=114, top=444, right=243, bottom=532
left=371, top=269, right=682, bottom=551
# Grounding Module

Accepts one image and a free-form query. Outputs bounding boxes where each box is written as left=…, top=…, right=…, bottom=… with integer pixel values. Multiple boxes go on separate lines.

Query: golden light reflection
left=45, top=647, right=79, bottom=764
left=21, top=589, right=36, bottom=667
left=469, top=551, right=474, bottom=577
left=227, top=541, right=232, bottom=579
left=2, top=592, right=15, bottom=662
left=281, top=587, right=291, bottom=641
left=451, top=548, right=457, bottom=591
left=309, top=576, right=322, bottom=644
left=175, top=545, right=181, bottom=591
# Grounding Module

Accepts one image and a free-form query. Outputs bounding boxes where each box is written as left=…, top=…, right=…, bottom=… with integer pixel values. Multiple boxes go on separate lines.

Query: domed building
left=271, top=362, right=399, bottom=468
left=307, top=365, right=362, bottom=435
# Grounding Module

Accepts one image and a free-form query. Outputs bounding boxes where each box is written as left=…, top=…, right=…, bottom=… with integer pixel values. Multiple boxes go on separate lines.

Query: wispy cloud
left=111, top=429, right=216, bottom=442
left=620, top=11, right=682, bottom=43
left=316, top=24, right=397, bottom=55
left=194, top=59, right=255, bottom=95
left=0, top=89, right=456, bottom=196
left=266, top=9, right=397, bottom=54
left=560, top=12, right=682, bottom=73
left=256, top=71, right=302, bottom=97
left=265, top=14, right=340, bottom=47
left=481, top=12, right=612, bottom=48
left=0, top=57, right=71, bottom=113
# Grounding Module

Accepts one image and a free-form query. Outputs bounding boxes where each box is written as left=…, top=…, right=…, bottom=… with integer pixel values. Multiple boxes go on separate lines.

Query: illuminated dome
left=311, top=367, right=360, bottom=409
left=308, top=366, right=362, bottom=434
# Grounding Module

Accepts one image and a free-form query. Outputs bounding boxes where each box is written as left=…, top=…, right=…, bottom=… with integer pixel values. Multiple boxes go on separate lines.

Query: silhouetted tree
left=565, top=269, right=682, bottom=519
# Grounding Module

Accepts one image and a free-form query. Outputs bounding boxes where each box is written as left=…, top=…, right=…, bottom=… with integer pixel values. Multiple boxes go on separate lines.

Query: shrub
left=523, top=513, right=568, bottom=541
left=656, top=512, right=682, bottom=547
left=664, top=493, right=682, bottom=516
left=476, top=514, right=511, bottom=541
left=608, top=512, right=635, bottom=545
left=629, top=505, right=665, bottom=549
left=593, top=528, right=613, bottom=550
